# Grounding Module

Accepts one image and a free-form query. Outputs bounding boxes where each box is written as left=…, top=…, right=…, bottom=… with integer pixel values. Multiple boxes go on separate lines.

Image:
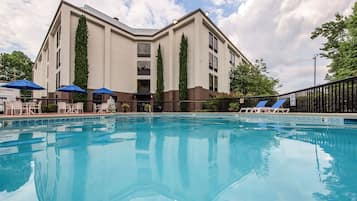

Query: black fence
left=279, top=76, right=357, bottom=113
left=188, top=76, right=357, bottom=113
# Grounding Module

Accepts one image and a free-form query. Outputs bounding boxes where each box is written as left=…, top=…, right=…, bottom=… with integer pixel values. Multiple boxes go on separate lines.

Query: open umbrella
left=93, top=87, right=113, bottom=95
left=57, top=85, right=86, bottom=93
left=2, top=80, right=45, bottom=90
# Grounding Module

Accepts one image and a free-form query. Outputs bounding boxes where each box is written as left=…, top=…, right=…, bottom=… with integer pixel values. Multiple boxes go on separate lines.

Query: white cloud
left=217, top=0, right=355, bottom=93
left=0, top=0, right=185, bottom=59
left=0, top=0, right=355, bottom=93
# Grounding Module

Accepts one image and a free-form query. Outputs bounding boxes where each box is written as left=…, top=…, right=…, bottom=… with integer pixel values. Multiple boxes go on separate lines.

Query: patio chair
left=239, top=100, right=268, bottom=113
left=30, top=101, right=42, bottom=114
left=57, top=102, right=67, bottom=114
left=12, top=101, right=23, bottom=115
left=99, top=103, right=109, bottom=113
left=74, top=102, right=84, bottom=114
left=261, top=99, right=289, bottom=113
left=4, top=101, right=14, bottom=115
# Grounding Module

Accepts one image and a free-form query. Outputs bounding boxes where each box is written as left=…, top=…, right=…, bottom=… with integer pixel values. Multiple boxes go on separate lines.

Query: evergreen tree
left=156, top=44, right=164, bottom=110
left=73, top=15, right=89, bottom=102
left=179, top=34, right=188, bottom=111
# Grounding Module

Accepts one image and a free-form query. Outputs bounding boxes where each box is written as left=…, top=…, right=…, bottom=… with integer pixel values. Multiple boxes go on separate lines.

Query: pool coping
left=1, top=112, right=357, bottom=120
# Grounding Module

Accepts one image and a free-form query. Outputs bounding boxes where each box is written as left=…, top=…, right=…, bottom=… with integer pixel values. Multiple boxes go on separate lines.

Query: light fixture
left=172, top=19, right=178, bottom=24
left=205, top=11, right=210, bottom=16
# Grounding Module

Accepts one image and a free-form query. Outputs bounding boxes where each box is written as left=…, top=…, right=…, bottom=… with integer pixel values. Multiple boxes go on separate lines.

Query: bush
left=202, top=95, right=240, bottom=112
left=144, top=104, right=152, bottom=112
left=121, top=103, right=130, bottom=112
left=42, top=104, right=58, bottom=113
left=228, top=102, right=240, bottom=112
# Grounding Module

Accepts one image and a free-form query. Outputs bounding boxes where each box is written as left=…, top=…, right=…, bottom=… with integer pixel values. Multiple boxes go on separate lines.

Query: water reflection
left=0, top=133, right=33, bottom=192
left=0, top=116, right=356, bottom=201
left=280, top=127, right=357, bottom=201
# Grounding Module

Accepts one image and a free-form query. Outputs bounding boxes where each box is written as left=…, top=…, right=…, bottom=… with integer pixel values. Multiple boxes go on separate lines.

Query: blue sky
left=0, top=0, right=355, bottom=93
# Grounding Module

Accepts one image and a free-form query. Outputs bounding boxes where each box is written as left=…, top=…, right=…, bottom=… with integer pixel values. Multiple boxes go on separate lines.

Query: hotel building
left=32, top=1, right=250, bottom=112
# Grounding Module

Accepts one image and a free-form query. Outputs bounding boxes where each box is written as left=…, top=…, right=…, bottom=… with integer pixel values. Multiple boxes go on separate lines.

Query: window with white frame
left=209, top=73, right=213, bottom=91
left=214, top=76, right=218, bottom=92
left=213, top=36, right=218, bottom=53
left=137, top=61, right=151, bottom=75
left=56, top=71, right=61, bottom=89
left=56, top=26, right=61, bottom=48
left=229, top=51, right=235, bottom=66
left=213, top=55, right=218, bottom=72
left=56, top=49, right=61, bottom=69
left=209, top=32, right=213, bottom=49
left=209, top=52, right=213, bottom=70
left=137, top=43, right=151, bottom=57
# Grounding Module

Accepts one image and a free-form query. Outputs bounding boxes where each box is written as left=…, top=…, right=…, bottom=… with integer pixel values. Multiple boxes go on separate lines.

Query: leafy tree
left=0, top=51, right=33, bottom=81
left=73, top=15, right=89, bottom=102
left=311, top=2, right=357, bottom=80
left=156, top=44, right=164, bottom=110
left=179, top=34, right=188, bottom=111
left=230, top=59, right=279, bottom=96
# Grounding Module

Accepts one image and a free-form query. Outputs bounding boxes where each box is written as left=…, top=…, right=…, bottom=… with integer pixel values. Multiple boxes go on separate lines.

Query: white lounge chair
left=57, top=102, right=67, bottom=113
left=240, top=100, right=268, bottom=113
left=73, top=102, right=84, bottom=113
left=12, top=101, right=23, bottom=115
left=99, top=103, right=109, bottom=113
left=260, top=99, right=290, bottom=113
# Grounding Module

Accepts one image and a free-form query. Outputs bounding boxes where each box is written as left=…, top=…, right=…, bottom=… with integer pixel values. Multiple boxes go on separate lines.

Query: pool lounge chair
left=239, top=100, right=268, bottom=113
left=261, top=99, right=289, bottom=113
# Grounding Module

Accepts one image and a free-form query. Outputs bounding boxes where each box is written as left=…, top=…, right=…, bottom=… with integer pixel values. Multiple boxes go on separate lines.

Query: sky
left=0, top=0, right=355, bottom=93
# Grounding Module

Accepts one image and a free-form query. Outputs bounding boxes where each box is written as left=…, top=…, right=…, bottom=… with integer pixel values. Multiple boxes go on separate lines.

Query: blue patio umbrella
left=57, top=85, right=86, bottom=93
left=2, top=80, right=45, bottom=90
left=93, top=87, right=113, bottom=95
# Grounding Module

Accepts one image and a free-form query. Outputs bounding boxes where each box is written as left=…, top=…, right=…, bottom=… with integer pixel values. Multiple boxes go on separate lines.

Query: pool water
left=0, top=115, right=357, bottom=201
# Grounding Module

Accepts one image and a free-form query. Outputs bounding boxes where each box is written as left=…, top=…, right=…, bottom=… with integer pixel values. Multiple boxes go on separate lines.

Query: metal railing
left=279, top=76, right=357, bottom=113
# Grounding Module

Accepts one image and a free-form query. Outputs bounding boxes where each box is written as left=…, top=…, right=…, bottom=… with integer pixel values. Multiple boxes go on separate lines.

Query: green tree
left=0, top=51, right=33, bottom=81
left=230, top=59, right=279, bottom=96
left=311, top=3, right=357, bottom=80
left=73, top=15, right=89, bottom=102
left=155, top=44, right=164, bottom=109
left=179, top=34, right=188, bottom=111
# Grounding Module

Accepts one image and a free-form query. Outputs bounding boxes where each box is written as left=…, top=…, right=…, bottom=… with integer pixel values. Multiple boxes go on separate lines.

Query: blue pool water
left=0, top=114, right=357, bottom=201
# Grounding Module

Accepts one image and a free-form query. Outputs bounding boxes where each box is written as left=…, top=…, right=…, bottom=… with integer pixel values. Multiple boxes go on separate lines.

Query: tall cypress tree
left=156, top=44, right=164, bottom=110
left=74, top=15, right=88, bottom=102
left=179, top=34, right=188, bottom=111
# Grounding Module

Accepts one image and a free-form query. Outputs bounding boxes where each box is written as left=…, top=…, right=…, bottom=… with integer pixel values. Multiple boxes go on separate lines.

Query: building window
left=137, top=43, right=151, bottom=57
left=213, top=36, right=218, bottom=53
left=56, top=71, right=61, bottom=89
left=213, top=55, right=218, bottom=72
left=209, top=32, right=213, bottom=49
left=209, top=73, right=213, bottom=91
left=137, top=61, right=151, bottom=75
left=214, top=76, right=218, bottom=92
left=229, top=51, right=235, bottom=66
left=137, top=79, right=150, bottom=94
left=56, top=26, right=61, bottom=48
left=209, top=53, right=213, bottom=70
left=56, top=49, right=61, bottom=69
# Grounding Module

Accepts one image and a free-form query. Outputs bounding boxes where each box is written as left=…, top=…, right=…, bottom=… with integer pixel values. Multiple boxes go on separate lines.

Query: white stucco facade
left=32, top=1, right=250, bottom=103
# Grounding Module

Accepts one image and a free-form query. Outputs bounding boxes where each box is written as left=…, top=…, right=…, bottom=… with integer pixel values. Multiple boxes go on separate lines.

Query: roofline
left=34, top=0, right=251, bottom=65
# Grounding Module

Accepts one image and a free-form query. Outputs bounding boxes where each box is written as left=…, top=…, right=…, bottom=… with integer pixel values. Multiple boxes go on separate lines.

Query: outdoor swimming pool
left=0, top=114, right=356, bottom=201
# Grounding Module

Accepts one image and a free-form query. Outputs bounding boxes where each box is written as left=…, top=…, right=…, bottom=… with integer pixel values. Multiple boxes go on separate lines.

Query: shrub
left=144, top=104, right=152, bottom=112
left=121, top=103, right=130, bottom=112
left=42, top=104, right=58, bottom=113
left=228, top=102, right=240, bottom=112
